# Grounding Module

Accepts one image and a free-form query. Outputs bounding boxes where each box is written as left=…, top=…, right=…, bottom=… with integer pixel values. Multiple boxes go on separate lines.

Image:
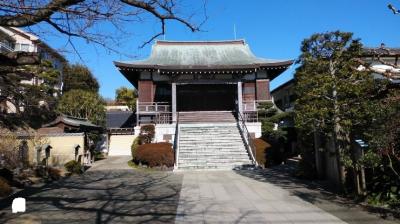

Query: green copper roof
left=115, top=40, right=293, bottom=69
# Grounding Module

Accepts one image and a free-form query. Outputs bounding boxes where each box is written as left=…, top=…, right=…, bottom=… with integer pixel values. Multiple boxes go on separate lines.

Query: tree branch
left=0, top=0, right=84, bottom=27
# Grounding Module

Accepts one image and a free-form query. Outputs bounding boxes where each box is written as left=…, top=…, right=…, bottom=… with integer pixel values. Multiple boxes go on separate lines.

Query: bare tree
left=0, top=0, right=207, bottom=53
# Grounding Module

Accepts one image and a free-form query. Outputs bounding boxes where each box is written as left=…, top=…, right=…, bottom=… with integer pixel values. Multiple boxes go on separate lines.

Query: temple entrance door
left=177, top=84, right=237, bottom=111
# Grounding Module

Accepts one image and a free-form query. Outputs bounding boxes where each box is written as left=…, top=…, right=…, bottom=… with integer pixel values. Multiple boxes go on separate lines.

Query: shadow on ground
left=234, top=164, right=398, bottom=224
left=0, top=169, right=183, bottom=224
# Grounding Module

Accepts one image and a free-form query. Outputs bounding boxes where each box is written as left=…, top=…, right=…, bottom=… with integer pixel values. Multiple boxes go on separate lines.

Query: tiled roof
left=114, top=40, right=293, bottom=69
left=106, top=111, right=135, bottom=129
left=363, top=46, right=400, bottom=56
left=42, top=115, right=100, bottom=128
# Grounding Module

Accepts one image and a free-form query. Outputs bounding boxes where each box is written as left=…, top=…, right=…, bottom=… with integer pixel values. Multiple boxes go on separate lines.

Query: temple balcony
left=136, top=101, right=172, bottom=125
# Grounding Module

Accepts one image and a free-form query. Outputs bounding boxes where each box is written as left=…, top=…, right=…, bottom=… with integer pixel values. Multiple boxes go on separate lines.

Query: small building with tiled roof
left=41, top=115, right=102, bottom=133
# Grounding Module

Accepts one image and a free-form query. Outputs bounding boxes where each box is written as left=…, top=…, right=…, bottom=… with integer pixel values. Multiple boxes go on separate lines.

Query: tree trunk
left=330, top=59, right=346, bottom=191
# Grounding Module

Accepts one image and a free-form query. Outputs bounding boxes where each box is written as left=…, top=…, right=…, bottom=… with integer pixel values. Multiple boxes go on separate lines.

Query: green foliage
left=0, top=59, right=60, bottom=128
left=63, top=64, right=99, bottom=92
left=258, top=101, right=289, bottom=140
left=139, top=125, right=155, bottom=144
left=131, top=136, right=140, bottom=160
left=295, top=31, right=400, bottom=204
left=56, top=89, right=106, bottom=126
left=64, top=160, right=83, bottom=174
left=115, top=87, right=137, bottom=111
left=295, top=31, right=377, bottom=136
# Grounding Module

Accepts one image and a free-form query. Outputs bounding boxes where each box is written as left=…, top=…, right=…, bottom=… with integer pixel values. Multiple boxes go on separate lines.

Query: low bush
left=139, top=125, right=155, bottom=143
left=0, top=168, right=13, bottom=183
left=47, top=167, right=62, bottom=180
left=131, top=136, right=140, bottom=160
left=135, top=142, right=174, bottom=167
left=64, top=160, right=83, bottom=174
left=0, top=177, right=12, bottom=197
left=254, top=138, right=271, bottom=168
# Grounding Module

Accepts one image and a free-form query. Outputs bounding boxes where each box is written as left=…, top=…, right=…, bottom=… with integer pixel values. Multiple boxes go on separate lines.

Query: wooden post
left=237, top=82, right=243, bottom=114
left=172, top=83, right=177, bottom=123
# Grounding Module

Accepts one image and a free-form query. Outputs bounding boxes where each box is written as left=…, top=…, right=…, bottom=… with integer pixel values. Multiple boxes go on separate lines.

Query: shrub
left=135, top=142, right=174, bottom=167
left=64, top=160, right=83, bottom=174
left=47, top=167, right=62, bottom=180
left=131, top=136, right=140, bottom=160
left=0, top=168, right=13, bottom=183
left=139, top=125, right=155, bottom=143
left=254, top=138, right=271, bottom=168
left=0, top=177, right=12, bottom=197
left=0, top=131, right=21, bottom=169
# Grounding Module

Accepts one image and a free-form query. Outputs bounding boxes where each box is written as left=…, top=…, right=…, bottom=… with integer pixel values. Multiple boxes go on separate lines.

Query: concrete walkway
left=0, top=156, right=397, bottom=223
left=176, top=171, right=346, bottom=223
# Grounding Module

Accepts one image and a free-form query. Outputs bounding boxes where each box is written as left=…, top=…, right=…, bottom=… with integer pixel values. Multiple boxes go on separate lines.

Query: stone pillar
left=256, top=79, right=271, bottom=100
left=237, top=82, right=243, bottom=114
left=172, top=83, right=177, bottom=123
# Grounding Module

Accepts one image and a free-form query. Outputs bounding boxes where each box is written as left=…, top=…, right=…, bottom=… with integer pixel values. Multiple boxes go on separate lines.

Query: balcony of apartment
left=0, top=41, right=14, bottom=53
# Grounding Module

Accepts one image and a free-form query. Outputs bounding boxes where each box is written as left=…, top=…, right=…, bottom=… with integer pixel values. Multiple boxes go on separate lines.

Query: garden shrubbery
left=64, top=160, right=83, bottom=174
left=131, top=136, right=140, bottom=160
left=135, top=142, right=174, bottom=167
left=0, top=177, right=12, bottom=197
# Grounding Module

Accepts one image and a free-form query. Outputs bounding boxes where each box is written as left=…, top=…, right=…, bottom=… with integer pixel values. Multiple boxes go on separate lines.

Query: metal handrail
left=173, top=112, right=180, bottom=169
left=236, top=110, right=258, bottom=166
left=0, top=42, right=14, bottom=52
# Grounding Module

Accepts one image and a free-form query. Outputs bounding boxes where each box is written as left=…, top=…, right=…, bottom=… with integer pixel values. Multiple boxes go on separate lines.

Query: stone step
left=177, top=163, right=253, bottom=170
left=179, top=145, right=245, bottom=149
left=179, top=152, right=247, bottom=156
left=179, top=139, right=243, bottom=146
left=177, top=119, right=251, bottom=170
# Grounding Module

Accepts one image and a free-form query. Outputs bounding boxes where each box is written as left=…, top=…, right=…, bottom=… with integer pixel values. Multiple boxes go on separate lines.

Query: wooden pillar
left=256, top=79, right=271, bottom=100
left=237, top=82, right=243, bottom=114
left=172, top=83, right=177, bottom=123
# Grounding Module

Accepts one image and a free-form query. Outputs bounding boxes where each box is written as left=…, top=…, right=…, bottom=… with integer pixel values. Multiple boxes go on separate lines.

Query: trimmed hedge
left=254, top=138, right=271, bottom=168
left=135, top=142, right=174, bottom=167
left=131, top=136, right=140, bottom=160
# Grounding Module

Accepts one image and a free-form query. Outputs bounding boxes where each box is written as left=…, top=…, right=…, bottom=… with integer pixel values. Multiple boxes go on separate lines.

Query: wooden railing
left=137, top=101, right=172, bottom=125
left=137, top=102, right=170, bottom=113
left=237, top=110, right=258, bottom=166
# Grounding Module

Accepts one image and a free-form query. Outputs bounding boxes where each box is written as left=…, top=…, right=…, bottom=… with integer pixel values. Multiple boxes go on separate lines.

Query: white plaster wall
left=154, top=124, right=176, bottom=143
left=109, top=134, right=137, bottom=156
left=245, top=122, right=262, bottom=138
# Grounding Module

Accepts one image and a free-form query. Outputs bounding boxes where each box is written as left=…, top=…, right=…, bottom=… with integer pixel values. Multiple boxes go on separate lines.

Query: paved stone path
left=176, top=171, right=346, bottom=223
left=0, top=156, right=397, bottom=223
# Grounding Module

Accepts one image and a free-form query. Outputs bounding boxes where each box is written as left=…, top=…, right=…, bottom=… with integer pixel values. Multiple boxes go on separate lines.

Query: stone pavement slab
left=0, top=156, right=397, bottom=223
left=176, top=171, right=347, bottom=224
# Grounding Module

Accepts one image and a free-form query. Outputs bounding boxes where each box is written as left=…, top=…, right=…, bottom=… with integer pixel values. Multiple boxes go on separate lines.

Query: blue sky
left=41, top=0, right=400, bottom=99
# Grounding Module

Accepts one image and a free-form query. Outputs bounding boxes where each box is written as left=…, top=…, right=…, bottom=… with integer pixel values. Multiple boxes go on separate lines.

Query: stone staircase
left=177, top=123, right=254, bottom=170
left=178, top=111, right=236, bottom=123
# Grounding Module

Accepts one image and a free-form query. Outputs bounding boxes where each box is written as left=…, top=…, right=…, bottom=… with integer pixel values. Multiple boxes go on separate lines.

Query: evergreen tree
left=63, top=64, right=99, bottom=93
left=56, top=89, right=106, bottom=126
left=294, top=31, right=384, bottom=190
left=115, top=87, right=137, bottom=111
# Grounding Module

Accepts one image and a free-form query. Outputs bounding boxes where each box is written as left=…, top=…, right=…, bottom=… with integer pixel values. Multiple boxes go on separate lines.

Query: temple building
left=114, top=40, right=292, bottom=169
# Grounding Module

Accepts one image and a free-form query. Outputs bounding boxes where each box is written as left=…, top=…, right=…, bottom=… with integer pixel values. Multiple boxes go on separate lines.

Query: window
left=20, top=44, right=29, bottom=52
left=15, top=43, right=30, bottom=52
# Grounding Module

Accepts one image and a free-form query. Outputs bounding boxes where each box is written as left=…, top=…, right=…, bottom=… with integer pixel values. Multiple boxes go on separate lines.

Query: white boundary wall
left=245, top=122, right=262, bottom=138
